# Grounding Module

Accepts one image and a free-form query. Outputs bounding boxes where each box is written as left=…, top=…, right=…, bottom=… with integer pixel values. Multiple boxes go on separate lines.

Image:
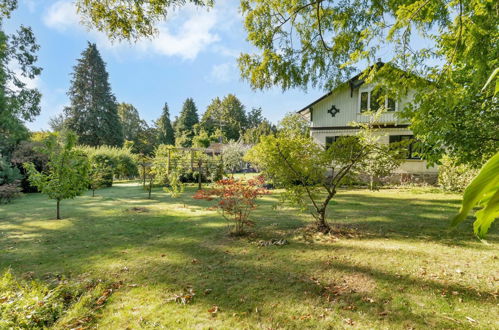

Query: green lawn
left=1, top=183, right=497, bottom=329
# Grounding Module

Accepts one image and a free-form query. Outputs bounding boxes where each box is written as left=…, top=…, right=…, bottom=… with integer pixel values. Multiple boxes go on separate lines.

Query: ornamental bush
left=0, top=157, right=23, bottom=203
left=78, top=145, right=138, bottom=186
left=194, top=176, right=268, bottom=235
left=438, top=155, right=479, bottom=192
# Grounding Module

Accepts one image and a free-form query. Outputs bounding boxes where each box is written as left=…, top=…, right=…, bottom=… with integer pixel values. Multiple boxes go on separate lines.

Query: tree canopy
left=64, top=43, right=124, bottom=147
left=201, top=94, right=248, bottom=141
left=175, top=98, right=199, bottom=147
left=156, top=103, right=175, bottom=146
left=0, top=4, right=42, bottom=156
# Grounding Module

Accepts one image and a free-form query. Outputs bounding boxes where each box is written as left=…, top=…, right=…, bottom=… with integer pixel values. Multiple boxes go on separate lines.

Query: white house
left=297, top=67, right=438, bottom=184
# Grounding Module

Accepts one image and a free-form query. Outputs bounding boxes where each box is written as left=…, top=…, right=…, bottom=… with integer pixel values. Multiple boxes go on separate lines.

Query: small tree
left=0, top=157, right=23, bottom=204
left=24, top=131, right=89, bottom=219
left=194, top=176, right=268, bottom=235
left=88, top=162, right=109, bottom=197
left=246, top=123, right=394, bottom=233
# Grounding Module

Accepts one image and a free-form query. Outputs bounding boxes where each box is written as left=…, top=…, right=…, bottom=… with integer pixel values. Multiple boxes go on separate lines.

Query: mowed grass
left=0, top=182, right=498, bottom=329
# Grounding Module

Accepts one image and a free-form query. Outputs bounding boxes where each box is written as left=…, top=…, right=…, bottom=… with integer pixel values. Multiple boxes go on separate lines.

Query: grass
left=0, top=182, right=497, bottom=329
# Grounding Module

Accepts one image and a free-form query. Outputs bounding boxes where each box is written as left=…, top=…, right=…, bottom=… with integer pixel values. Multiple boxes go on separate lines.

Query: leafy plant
left=0, top=156, right=23, bottom=203
left=438, top=155, right=479, bottom=192
left=24, top=131, right=89, bottom=219
left=194, top=176, right=268, bottom=235
left=246, top=119, right=399, bottom=233
left=89, top=161, right=110, bottom=197
left=452, top=151, right=499, bottom=239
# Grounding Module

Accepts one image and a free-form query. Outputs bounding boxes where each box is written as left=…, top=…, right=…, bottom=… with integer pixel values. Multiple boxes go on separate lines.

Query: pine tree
left=156, top=102, right=175, bottom=145
left=64, top=42, right=123, bottom=147
left=175, top=98, right=199, bottom=147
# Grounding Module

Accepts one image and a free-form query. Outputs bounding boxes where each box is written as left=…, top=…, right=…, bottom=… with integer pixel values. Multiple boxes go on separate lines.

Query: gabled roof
left=297, top=61, right=386, bottom=113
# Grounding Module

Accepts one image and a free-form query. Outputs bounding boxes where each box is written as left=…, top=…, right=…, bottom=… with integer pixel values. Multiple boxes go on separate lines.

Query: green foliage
left=78, top=145, right=138, bottom=186
left=452, top=152, right=499, bottom=239
left=175, top=98, right=199, bottom=147
left=246, top=123, right=393, bottom=232
left=0, top=156, right=22, bottom=203
left=191, top=128, right=212, bottom=148
left=23, top=131, right=89, bottom=219
left=438, top=155, right=479, bottom=192
left=75, top=0, right=213, bottom=41
left=277, top=112, right=310, bottom=138
left=64, top=42, right=124, bottom=147
left=151, top=145, right=185, bottom=198
left=10, top=140, right=48, bottom=192
left=0, top=11, right=42, bottom=155
left=200, top=94, right=248, bottom=141
left=0, top=270, right=118, bottom=329
left=88, top=162, right=110, bottom=196
left=117, top=102, right=158, bottom=155
left=156, top=102, right=175, bottom=145
left=242, top=119, right=276, bottom=144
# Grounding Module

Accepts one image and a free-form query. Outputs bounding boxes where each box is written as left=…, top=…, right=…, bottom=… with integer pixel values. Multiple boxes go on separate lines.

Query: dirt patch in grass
left=126, top=207, right=149, bottom=213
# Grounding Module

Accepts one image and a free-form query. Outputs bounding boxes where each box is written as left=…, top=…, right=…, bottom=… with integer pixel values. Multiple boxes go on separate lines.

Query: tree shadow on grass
left=0, top=184, right=497, bottom=328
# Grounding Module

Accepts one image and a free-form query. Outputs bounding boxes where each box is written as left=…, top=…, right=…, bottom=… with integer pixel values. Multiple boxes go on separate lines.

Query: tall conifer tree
left=64, top=42, right=123, bottom=147
left=175, top=98, right=198, bottom=147
left=156, top=103, right=175, bottom=145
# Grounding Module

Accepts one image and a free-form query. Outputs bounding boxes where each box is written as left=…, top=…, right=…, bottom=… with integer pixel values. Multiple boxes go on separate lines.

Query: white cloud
left=208, top=62, right=237, bottom=83
left=139, top=8, right=220, bottom=60
left=43, top=1, right=222, bottom=60
left=43, top=1, right=80, bottom=31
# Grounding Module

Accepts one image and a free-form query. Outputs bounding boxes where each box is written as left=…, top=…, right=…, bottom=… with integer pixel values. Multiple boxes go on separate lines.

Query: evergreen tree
left=247, top=107, right=264, bottom=129
left=64, top=42, right=123, bottom=147
left=175, top=98, right=199, bottom=147
left=156, top=102, right=175, bottom=145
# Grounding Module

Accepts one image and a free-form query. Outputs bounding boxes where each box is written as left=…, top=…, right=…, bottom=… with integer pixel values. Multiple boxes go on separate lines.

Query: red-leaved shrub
left=194, top=176, right=268, bottom=235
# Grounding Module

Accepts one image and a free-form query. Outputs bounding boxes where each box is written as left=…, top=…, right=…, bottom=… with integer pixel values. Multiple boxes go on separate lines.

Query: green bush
left=78, top=146, right=138, bottom=186
left=438, top=155, right=479, bottom=192
left=0, top=157, right=23, bottom=203
left=0, top=271, right=117, bottom=329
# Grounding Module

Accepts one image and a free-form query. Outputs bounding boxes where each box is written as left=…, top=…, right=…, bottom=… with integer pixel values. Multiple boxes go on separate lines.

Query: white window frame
left=358, top=86, right=398, bottom=113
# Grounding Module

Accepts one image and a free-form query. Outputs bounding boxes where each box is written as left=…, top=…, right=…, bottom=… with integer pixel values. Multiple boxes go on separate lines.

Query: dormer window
left=359, top=87, right=397, bottom=113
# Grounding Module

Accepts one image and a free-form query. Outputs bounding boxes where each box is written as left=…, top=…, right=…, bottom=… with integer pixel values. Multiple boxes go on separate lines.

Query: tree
left=237, top=0, right=498, bottom=167
left=194, top=176, right=268, bottom=235
left=64, top=43, right=124, bottom=147
left=246, top=107, right=264, bottom=129
left=175, top=98, right=199, bottom=147
left=277, top=112, right=310, bottom=138
left=118, top=103, right=144, bottom=142
left=0, top=156, right=23, bottom=203
left=156, top=102, right=175, bottom=145
left=201, top=94, right=247, bottom=141
left=242, top=119, right=276, bottom=144
left=23, top=131, right=89, bottom=219
left=75, top=0, right=212, bottom=41
left=48, top=114, right=66, bottom=132
left=0, top=5, right=42, bottom=156
left=88, top=161, right=109, bottom=197
left=246, top=124, right=394, bottom=233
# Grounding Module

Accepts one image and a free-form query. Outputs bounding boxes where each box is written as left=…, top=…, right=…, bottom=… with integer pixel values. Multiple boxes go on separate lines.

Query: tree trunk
left=316, top=208, right=331, bottom=233
left=369, top=175, right=374, bottom=191
left=148, top=179, right=152, bottom=199
left=56, top=200, right=61, bottom=219
left=92, top=189, right=95, bottom=197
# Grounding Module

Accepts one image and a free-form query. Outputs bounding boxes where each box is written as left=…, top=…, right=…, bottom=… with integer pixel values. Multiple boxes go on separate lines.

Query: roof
left=297, top=61, right=386, bottom=113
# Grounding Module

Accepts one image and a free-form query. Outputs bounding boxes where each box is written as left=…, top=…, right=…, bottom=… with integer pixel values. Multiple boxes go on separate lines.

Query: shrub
left=10, top=140, right=49, bottom=192
left=78, top=145, right=138, bottom=186
left=0, top=157, right=23, bottom=203
left=221, top=141, right=250, bottom=174
left=194, top=176, right=268, bottom=235
left=438, top=155, right=479, bottom=192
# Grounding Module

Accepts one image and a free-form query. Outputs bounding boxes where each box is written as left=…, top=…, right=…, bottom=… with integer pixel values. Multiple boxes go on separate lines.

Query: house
left=297, top=65, right=438, bottom=184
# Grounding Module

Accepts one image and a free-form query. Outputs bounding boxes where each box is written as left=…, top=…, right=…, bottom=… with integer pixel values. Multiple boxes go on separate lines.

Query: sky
left=4, top=0, right=328, bottom=131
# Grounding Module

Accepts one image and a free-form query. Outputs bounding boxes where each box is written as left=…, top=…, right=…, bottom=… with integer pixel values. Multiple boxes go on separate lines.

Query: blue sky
left=5, top=0, right=328, bottom=131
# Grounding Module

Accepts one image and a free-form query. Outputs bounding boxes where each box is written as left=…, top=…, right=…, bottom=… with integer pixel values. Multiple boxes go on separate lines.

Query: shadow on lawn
left=0, top=184, right=497, bottom=328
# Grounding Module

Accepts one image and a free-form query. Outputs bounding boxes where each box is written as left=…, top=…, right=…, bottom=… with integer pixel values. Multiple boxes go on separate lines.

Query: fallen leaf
left=208, top=305, right=219, bottom=316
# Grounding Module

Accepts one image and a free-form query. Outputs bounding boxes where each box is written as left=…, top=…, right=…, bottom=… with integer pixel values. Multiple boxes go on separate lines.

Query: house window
left=325, top=136, right=338, bottom=149
left=360, top=92, right=369, bottom=112
left=358, top=87, right=397, bottom=112
left=389, top=135, right=421, bottom=159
